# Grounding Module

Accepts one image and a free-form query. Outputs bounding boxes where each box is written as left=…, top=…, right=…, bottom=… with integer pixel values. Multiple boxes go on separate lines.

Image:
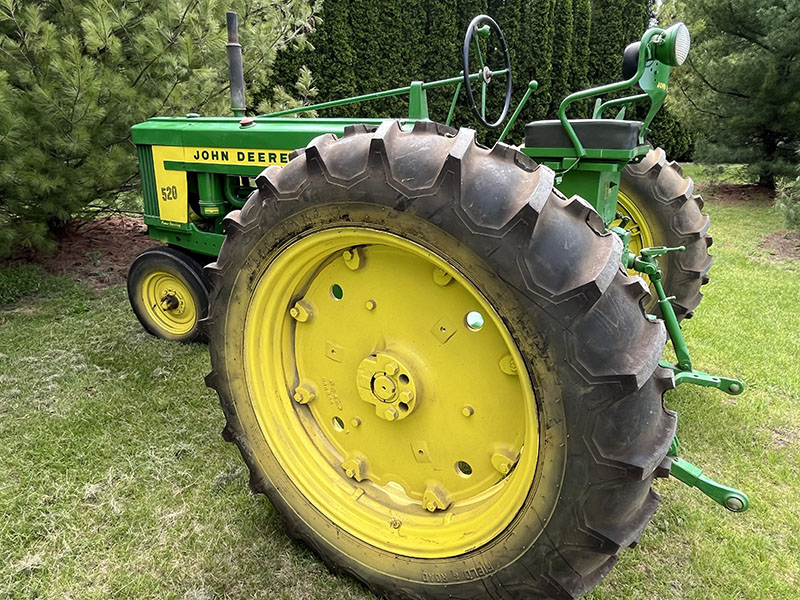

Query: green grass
left=1, top=196, right=798, bottom=599
left=681, top=163, right=752, bottom=186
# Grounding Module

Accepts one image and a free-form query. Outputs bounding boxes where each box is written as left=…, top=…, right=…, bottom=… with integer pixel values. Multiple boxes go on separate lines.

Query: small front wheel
left=127, top=246, right=209, bottom=342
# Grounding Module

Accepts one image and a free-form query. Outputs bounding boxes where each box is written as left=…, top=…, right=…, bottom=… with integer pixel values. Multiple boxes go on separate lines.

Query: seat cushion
left=525, top=119, right=643, bottom=151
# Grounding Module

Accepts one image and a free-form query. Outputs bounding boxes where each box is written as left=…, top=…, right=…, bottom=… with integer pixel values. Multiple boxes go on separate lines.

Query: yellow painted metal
left=139, top=270, right=198, bottom=336
left=613, top=190, right=655, bottom=276
left=243, top=228, right=541, bottom=558
left=151, top=146, right=189, bottom=223
left=150, top=145, right=293, bottom=224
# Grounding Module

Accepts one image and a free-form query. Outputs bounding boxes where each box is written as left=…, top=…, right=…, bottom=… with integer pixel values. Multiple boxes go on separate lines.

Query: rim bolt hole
left=456, top=461, right=473, bottom=477
left=397, top=402, right=409, bottom=414
left=399, top=374, right=409, bottom=385
left=331, top=284, right=344, bottom=300
left=332, top=416, right=345, bottom=431
left=466, top=311, right=484, bottom=331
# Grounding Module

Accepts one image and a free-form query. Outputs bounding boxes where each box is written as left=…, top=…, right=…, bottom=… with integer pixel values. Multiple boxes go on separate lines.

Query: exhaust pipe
left=226, top=12, right=246, bottom=118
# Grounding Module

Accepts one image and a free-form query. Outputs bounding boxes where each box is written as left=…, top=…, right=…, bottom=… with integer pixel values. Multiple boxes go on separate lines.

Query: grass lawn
left=1, top=183, right=798, bottom=599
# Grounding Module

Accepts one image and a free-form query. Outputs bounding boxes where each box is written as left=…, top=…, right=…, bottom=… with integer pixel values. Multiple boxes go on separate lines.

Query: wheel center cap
left=371, top=374, right=396, bottom=401
left=356, top=352, right=417, bottom=421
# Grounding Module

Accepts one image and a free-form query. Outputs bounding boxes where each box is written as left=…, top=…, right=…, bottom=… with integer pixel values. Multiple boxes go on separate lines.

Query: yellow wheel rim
left=243, top=228, right=540, bottom=558
left=613, top=190, right=656, bottom=277
left=140, top=270, right=198, bottom=336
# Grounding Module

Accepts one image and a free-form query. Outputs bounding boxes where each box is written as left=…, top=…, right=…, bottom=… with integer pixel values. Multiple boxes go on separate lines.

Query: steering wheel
left=462, top=15, right=513, bottom=129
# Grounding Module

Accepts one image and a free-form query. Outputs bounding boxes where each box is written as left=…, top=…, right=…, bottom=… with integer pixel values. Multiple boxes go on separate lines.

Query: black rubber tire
left=127, top=245, right=209, bottom=342
left=620, top=148, right=712, bottom=320
left=204, top=121, right=677, bottom=599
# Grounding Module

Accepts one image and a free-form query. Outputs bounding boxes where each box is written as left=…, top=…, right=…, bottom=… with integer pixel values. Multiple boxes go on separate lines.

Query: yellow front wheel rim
left=140, top=270, right=198, bottom=336
left=243, top=228, right=540, bottom=558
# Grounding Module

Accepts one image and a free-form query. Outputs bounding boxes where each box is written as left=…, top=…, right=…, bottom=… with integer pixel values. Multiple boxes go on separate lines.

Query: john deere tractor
left=129, top=14, right=747, bottom=599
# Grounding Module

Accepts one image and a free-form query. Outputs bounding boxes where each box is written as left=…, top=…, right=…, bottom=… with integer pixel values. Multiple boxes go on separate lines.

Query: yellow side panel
left=152, top=146, right=189, bottom=224
left=150, top=145, right=293, bottom=224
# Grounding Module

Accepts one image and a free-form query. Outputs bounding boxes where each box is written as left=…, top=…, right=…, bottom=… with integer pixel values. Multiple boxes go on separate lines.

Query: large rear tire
left=204, top=121, right=676, bottom=599
left=616, top=148, right=712, bottom=320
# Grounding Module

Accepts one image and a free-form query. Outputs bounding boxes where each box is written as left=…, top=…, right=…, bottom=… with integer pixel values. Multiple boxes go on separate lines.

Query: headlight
left=658, top=22, right=691, bottom=67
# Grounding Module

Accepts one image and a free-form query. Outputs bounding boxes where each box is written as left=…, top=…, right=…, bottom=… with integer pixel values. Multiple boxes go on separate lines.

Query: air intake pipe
left=226, top=12, right=246, bottom=117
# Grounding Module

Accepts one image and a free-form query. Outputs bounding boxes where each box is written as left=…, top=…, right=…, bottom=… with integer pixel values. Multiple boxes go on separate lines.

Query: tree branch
left=687, top=57, right=751, bottom=99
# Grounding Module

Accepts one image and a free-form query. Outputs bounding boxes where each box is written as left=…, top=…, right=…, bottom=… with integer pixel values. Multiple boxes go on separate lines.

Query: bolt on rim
left=243, top=227, right=541, bottom=558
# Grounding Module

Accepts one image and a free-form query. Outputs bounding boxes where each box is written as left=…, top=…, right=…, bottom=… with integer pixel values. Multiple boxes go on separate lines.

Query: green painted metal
left=444, top=76, right=463, bottom=127
left=556, top=27, right=671, bottom=158
left=143, top=216, right=224, bottom=256
left=258, top=71, right=505, bottom=121
left=660, top=361, right=744, bottom=395
left=497, top=80, right=539, bottom=144
left=625, top=243, right=747, bottom=394
left=629, top=244, right=744, bottom=396
left=223, top=176, right=252, bottom=209
left=197, top=172, right=225, bottom=217
left=668, top=439, right=750, bottom=512
left=134, top=68, right=510, bottom=259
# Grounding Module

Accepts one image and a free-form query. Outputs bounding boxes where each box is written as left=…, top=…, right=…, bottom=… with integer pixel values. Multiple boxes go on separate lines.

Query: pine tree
left=0, top=0, right=319, bottom=254
left=662, top=0, right=800, bottom=187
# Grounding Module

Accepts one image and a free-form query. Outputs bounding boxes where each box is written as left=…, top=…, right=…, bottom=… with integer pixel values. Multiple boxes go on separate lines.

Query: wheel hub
left=159, top=290, right=181, bottom=312
left=357, top=352, right=417, bottom=420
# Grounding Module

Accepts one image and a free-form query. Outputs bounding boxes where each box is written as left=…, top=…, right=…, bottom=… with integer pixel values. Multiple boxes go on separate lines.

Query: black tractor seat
left=525, top=119, right=643, bottom=151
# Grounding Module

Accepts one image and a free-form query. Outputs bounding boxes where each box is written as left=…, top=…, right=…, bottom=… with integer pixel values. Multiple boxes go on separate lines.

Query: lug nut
left=343, top=248, right=361, bottom=270
left=491, top=451, right=516, bottom=475
left=499, top=354, right=518, bottom=375
left=384, top=406, right=399, bottom=421
left=293, top=384, right=315, bottom=404
left=433, top=267, right=453, bottom=286
left=365, top=299, right=377, bottom=311
left=289, top=301, right=312, bottom=322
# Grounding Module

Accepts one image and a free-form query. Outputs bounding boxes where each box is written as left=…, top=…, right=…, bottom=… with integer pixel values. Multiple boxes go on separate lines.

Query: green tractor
left=129, top=14, right=746, bottom=599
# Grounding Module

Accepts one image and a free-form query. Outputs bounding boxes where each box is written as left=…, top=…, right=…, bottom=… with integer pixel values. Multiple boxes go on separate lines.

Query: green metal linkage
left=620, top=240, right=750, bottom=514
left=668, top=439, right=750, bottom=512
left=626, top=244, right=745, bottom=395
left=261, top=70, right=507, bottom=122
left=408, top=82, right=430, bottom=120
left=660, top=361, right=744, bottom=395
left=497, top=80, right=538, bottom=144
left=445, top=75, right=463, bottom=127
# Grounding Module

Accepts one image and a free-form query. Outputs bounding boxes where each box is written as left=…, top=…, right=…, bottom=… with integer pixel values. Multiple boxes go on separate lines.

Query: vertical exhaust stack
left=226, top=11, right=246, bottom=118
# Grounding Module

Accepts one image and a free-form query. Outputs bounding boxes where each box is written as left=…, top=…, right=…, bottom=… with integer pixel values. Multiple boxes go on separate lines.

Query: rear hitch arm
left=620, top=242, right=750, bottom=512
left=668, top=439, right=750, bottom=512
left=624, top=244, right=745, bottom=395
